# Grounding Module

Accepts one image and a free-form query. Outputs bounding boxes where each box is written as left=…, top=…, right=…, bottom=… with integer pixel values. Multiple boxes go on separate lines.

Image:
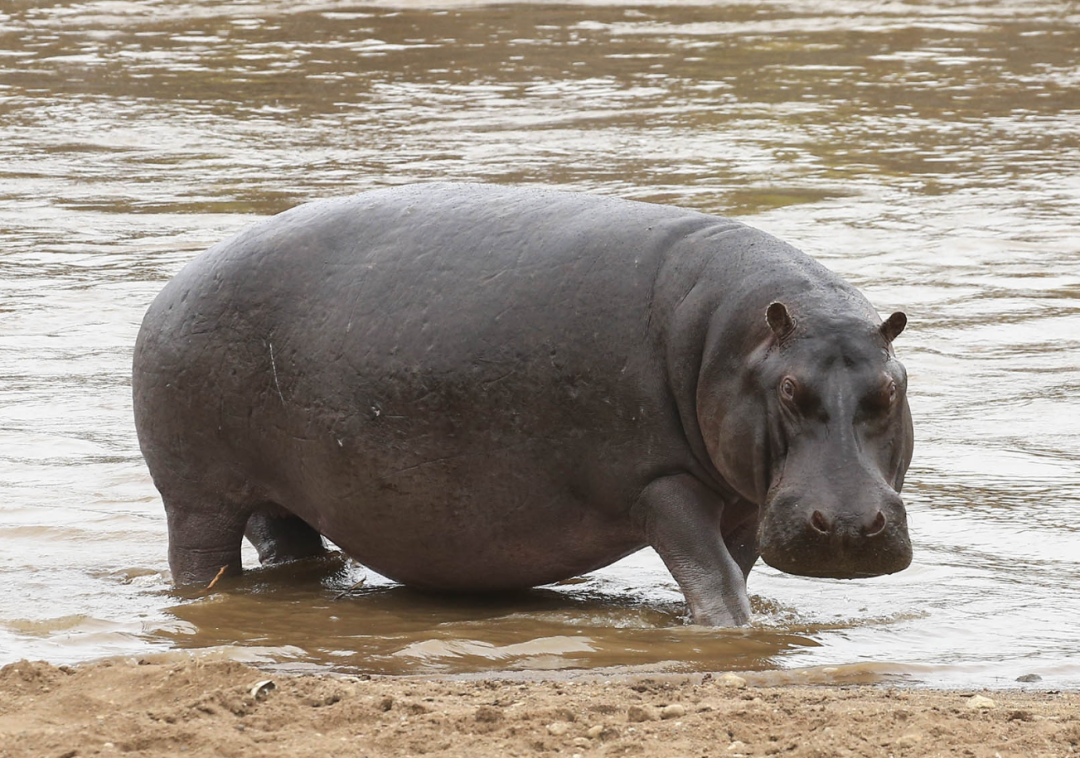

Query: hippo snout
left=758, top=494, right=912, bottom=579
left=808, top=506, right=889, bottom=540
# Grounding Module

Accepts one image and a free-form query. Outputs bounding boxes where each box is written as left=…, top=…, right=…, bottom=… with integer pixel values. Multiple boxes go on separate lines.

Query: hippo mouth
left=757, top=502, right=913, bottom=580
left=760, top=545, right=912, bottom=579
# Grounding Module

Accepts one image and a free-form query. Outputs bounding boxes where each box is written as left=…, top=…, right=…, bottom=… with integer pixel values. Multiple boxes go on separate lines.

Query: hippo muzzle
left=758, top=487, right=912, bottom=579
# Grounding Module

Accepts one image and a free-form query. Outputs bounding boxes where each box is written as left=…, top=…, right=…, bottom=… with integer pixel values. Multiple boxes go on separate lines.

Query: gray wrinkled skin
left=133, top=183, right=914, bottom=626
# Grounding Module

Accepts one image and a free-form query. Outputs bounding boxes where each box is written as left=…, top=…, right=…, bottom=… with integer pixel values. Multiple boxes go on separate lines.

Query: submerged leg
left=634, top=473, right=752, bottom=627
left=165, top=500, right=249, bottom=586
left=245, top=509, right=327, bottom=566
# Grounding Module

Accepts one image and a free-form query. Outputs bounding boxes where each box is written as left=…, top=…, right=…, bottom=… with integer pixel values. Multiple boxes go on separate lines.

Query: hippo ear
left=766, top=302, right=796, bottom=340
left=880, top=311, right=907, bottom=343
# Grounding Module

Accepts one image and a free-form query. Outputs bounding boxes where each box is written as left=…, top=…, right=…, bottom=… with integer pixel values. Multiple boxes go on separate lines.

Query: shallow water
left=1, top=0, right=1078, bottom=689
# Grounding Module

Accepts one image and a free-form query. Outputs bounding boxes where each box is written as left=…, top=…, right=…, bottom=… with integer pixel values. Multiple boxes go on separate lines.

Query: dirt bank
left=1, top=656, right=1076, bottom=758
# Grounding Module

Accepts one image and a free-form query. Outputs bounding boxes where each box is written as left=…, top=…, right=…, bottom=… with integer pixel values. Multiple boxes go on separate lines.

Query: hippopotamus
left=132, top=183, right=913, bottom=626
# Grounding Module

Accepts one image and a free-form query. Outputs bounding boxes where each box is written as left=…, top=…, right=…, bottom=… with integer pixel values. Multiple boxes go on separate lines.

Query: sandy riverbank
left=1, top=656, right=1076, bottom=758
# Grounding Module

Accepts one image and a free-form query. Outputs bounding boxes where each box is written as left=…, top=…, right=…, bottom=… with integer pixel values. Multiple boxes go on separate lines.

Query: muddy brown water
left=1, top=0, right=1078, bottom=688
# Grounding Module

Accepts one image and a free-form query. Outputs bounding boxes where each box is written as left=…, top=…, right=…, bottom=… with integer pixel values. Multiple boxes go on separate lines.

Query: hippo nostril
left=809, top=510, right=831, bottom=535
left=865, top=510, right=887, bottom=537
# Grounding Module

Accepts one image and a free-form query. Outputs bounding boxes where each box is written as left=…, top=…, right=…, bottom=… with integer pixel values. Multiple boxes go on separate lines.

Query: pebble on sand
left=966, top=695, right=997, bottom=710
left=660, top=704, right=686, bottom=720
left=718, top=673, right=748, bottom=689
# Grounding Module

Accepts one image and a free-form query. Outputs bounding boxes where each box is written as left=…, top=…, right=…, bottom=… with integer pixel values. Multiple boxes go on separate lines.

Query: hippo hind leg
left=164, top=496, right=326, bottom=586
left=164, top=496, right=251, bottom=587
left=244, top=507, right=328, bottom=566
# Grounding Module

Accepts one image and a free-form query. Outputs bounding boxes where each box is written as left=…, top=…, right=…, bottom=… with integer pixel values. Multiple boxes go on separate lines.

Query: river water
left=1, top=0, right=1078, bottom=689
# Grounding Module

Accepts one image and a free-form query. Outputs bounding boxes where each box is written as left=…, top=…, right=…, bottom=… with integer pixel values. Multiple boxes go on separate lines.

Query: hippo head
left=751, top=302, right=913, bottom=578
left=700, top=300, right=914, bottom=580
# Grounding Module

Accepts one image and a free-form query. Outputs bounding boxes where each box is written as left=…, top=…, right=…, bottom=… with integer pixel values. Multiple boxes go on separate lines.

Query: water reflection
left=0, top=0, right=1078, bottom=688
left=162, top=557, right=821, bottom=676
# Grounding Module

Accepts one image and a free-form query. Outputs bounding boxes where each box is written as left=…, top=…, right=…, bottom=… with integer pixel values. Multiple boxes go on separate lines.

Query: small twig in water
left=204, top=565, right=228, bottom=592
left=332, top=576, right=367, bottom=601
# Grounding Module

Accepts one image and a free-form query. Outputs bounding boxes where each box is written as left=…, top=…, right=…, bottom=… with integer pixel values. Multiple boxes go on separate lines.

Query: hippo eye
left=779, top=377, right=797, bottom=401
left=860, top=380, right=898, bottom=418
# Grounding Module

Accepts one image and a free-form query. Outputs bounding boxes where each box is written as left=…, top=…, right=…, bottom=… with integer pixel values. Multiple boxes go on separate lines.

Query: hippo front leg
left=634, top=474, right=752, bottom=626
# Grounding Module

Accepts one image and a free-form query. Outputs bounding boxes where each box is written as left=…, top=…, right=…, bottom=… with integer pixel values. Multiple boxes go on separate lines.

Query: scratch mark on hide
left=269, top=342, right=286, bottom=405
left=483, top=369, right=516, bottom=387
left=673, top=280, right=699, bottom=312
left=388, top=452, right=468, bottom=477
